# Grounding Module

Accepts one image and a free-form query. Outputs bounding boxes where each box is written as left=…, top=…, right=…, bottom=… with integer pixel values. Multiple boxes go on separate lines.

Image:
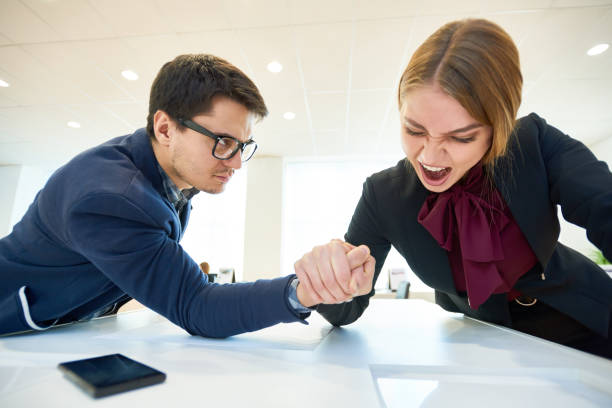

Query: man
left=0, top=54, right=374, bottom=337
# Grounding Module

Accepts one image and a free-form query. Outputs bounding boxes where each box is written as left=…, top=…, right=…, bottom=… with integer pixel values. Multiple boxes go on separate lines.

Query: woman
left=294, top=18, right=612, bottom=357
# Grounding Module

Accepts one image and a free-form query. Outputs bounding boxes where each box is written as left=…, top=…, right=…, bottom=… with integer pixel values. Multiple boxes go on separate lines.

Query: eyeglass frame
left=177, top=118, right=258, bottom=162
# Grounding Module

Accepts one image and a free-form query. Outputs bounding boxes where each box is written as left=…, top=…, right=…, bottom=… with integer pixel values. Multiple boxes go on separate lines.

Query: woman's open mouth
left=419, top=162, right=451, bottom=186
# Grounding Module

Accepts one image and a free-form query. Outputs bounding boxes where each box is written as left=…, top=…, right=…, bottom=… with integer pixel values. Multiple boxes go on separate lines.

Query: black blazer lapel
left=493, top=118, right=559, bottom=269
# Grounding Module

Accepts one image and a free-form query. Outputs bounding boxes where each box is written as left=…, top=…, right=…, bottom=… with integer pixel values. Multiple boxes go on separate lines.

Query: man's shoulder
left=72, top=128, right=148, bottom=169
left=40, top=129, right=165, bottom=212
left=56, top=129, right=156, bottom=194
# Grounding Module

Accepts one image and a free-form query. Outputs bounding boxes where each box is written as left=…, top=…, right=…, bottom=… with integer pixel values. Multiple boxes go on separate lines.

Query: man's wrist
left=288, top=278, right=311, bottom=313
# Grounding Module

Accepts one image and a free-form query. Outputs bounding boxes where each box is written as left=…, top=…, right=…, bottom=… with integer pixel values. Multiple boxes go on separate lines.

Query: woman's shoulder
left=502, top=113, right=558, bottom=159
left=367, top=159, right=414, bottom=187
left=365, top=159, right=426, bottom=201
left=514, top=113, right=549, bottom=137
left=512, top=113, right=579, bottom=156
left=514, top=113, right=569, bottom=143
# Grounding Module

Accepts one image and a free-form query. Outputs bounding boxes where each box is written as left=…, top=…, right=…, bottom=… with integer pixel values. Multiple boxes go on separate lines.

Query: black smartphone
left=58, top=353, right=166, bottom=398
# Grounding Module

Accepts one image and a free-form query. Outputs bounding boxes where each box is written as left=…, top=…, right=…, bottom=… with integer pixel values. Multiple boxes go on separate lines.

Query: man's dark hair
left=146, top=54, right=268, bottom=138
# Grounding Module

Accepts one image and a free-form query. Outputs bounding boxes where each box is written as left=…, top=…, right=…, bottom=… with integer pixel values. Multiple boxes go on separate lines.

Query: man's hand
left=294, top=240, right=375, bottom=308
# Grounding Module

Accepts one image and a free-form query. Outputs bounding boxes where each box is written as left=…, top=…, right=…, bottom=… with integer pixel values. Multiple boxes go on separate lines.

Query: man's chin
left=199, top=185, right=226, bottom=195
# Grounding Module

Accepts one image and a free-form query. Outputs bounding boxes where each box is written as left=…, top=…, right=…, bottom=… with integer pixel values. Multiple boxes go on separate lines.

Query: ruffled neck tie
left=417, top=166, right=513, bottom=309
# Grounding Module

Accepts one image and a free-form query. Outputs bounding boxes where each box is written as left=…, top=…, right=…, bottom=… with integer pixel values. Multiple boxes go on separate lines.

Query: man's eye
left=218, top=138, right=234, bottom=149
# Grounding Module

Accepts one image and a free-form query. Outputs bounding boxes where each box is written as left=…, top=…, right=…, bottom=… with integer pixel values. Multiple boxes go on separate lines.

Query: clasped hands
left=294, top=240, right=375, bottom=308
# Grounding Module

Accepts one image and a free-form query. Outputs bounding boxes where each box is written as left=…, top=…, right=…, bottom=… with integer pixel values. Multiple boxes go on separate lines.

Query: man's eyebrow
left=404, top=117, right=482, bottom=135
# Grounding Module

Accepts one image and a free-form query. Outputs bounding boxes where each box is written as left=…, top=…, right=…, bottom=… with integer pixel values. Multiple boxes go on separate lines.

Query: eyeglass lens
left=214, top=137, right=257, bottom=161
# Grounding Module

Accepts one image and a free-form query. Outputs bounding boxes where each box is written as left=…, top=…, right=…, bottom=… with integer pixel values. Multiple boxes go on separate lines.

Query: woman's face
left=400, top=84, right=492, bottom=193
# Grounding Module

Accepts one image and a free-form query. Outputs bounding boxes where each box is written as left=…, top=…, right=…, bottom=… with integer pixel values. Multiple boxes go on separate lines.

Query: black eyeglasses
left=178, top=118, right=258, bottom=162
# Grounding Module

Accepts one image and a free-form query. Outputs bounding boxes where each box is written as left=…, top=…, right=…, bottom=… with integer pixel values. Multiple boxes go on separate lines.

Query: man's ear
left=153, top=110, right=173, bottom=146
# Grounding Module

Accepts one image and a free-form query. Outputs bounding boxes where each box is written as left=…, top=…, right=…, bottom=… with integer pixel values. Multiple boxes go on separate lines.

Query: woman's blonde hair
left=398, top=18, right=522, bottom=166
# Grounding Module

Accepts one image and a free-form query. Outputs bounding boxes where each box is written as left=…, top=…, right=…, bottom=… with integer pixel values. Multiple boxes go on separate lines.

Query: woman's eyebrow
left=403, top=118, right=482, bottom=135
left=404, top=118, right=426, bottom=129
left=442, top=123, right=482, bottom=135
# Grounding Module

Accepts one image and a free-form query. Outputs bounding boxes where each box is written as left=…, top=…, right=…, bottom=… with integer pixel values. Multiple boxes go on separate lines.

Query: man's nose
left=225, top=151, right=242, bottom=170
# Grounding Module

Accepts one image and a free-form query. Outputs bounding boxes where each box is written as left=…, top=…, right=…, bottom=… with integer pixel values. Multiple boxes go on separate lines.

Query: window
left=180, top=169, right=247, bottom=282
left=282, top=159, right=432, bottom=292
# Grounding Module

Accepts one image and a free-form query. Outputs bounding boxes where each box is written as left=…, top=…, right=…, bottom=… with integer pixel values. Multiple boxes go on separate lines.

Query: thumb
left=331, top=239, right=356, bottom=253
left=346, top=245, right=370, bottom=270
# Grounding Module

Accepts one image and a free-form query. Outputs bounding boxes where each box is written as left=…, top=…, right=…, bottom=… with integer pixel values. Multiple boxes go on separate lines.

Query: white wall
left=282, top=158, right=421, bottom=291
left=592, top=137, right=612, bottom=167
left=0, top=165, right=54, bottom=238
left=243, top=157, right=283, bottom=281
left=11, top=166, right=54, bottom=227
left=0, top=166, right=53, bottom=237
left=180, top=167, right=248, bottom=282
left=0, top=166, right=22, bottom=238
left=558, top=216, right=598, bottom=260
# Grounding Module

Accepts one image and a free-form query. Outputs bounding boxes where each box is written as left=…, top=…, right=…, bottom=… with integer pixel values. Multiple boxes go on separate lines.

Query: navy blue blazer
left=316, top=113, right=612, bottom=337
left=0, top=129, right=304, bottom=337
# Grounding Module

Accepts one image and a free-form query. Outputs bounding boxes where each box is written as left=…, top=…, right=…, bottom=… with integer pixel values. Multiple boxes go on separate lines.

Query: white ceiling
left=0, top=0, right=611, bottom=166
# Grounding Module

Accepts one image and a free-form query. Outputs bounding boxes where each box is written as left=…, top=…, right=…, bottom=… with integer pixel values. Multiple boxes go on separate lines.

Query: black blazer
left=316, top=113, right=612, bottom=337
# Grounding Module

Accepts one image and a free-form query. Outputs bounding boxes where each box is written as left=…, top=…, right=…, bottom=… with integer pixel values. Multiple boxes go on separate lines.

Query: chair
left=395, top=280, right=410, bottom=299
left=199, top=262, right=217, bottom=283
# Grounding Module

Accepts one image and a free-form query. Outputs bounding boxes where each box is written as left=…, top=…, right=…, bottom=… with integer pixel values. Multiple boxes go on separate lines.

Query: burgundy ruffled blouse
left=417, top=165, right=538, bottom=310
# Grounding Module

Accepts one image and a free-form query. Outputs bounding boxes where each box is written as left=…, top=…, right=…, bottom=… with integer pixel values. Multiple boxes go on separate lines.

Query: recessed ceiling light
left=0, top=79, right=9, bottom=87
left=587, top=43, right=609, bottom=56
left=67, top=121, right=81, bottom=128
left=121, top=70, right=139, bottom=80
left=283, top=111, right=296, bottom=120
left=267, top=61, right=283, bottom=73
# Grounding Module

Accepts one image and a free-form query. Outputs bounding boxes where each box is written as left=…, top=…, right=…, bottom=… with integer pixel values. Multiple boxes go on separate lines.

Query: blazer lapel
left=493, top=125, right=559, bottom=268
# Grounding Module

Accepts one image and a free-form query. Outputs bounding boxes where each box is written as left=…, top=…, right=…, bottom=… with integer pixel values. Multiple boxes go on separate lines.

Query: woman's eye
left=451, top=136, right=475, bottom=143
left=405, top=128, right=424, bottom=136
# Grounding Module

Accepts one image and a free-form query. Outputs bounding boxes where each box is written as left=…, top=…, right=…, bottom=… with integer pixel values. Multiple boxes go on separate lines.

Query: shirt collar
left=157, top=164, right=199, bottom=213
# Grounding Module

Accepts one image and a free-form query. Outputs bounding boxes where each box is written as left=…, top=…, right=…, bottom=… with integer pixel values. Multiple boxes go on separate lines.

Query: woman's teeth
left=419, top=161, right=451, bottom=183
left=421, top=163, right=446, bottom=172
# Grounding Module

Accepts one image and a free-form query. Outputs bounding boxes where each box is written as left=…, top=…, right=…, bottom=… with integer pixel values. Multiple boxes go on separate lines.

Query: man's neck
left=150, top=138, right=190, bottom=190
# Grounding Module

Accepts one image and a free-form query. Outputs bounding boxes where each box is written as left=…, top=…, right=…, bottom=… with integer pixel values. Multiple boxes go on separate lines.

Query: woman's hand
left=294, top=239, right=375, bottom=307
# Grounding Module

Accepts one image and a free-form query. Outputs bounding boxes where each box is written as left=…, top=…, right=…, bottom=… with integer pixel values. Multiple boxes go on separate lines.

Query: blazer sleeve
left=315, top=177, right=392, bottom=326
left=535, top=114, right=612, bottom=261
left=65, top=193, right=305, bottom=338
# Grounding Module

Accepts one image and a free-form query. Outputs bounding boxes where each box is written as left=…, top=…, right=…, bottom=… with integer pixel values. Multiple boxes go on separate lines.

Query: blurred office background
left=1, top=0, right=611, bottom=295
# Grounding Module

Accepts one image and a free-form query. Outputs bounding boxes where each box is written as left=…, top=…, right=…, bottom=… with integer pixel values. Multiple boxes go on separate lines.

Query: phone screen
left=58, top=353, right=166, bottom=398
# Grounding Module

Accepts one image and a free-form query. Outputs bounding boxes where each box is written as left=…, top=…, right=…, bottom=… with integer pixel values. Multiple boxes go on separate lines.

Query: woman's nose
left=420, top=137, right=445, bottom=163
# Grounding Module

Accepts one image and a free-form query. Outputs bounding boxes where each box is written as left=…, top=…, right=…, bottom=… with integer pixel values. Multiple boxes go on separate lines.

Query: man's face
left=154, top=95, right=254, bottom=194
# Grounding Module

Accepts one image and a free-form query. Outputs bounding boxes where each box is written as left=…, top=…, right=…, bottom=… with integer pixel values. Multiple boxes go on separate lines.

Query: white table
left=1, top=299, right=611, bottom=407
